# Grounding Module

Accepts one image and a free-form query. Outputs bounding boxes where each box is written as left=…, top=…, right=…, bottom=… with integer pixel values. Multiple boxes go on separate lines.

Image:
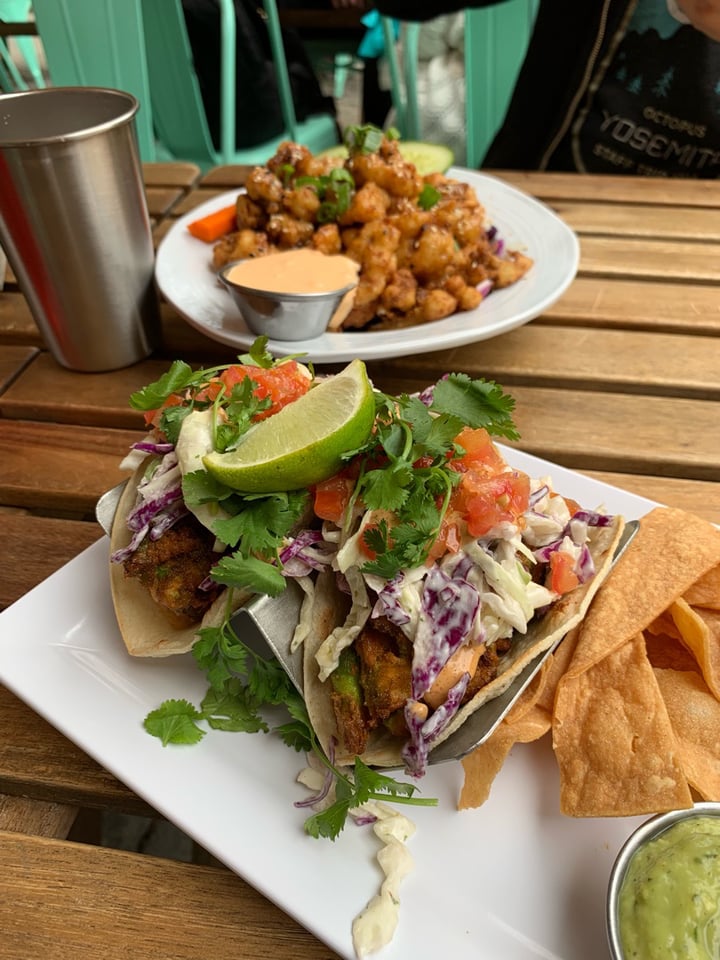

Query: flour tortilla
left=109, top=465, right=249, bottom=658
left=304, top=517, right=626, bottom=766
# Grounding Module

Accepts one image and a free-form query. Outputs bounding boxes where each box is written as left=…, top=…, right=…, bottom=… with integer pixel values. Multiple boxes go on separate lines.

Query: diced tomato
left=143, top=393, right=184, bottom=429
left=549, top=550, right=580, bottom=595
left=144, top=361, right=310, bottom=430
left=554, top=493, right=582, bottom=517
left=451, top=427, right=508, bottom=476
left=426, top=511, right=462, bottom=563
left=462, top=470, right=531, bottom=538
left=313, top=475, right=355, bottom=524
left=201, top=361, right=310, bottom=418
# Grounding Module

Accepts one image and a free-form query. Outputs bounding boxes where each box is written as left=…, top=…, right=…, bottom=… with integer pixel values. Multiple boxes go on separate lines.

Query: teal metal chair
left=0, top=0, right=46, bottom=91
left=381, top=1, right=539, bottom=168
left=30, top=0, right=157, bottom=160
left=32, top=0, right=340, bottom=169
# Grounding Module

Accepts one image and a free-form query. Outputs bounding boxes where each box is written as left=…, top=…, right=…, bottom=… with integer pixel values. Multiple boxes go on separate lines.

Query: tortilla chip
left=563, top=507, right=720, bottom=679
left=644, top=631, right=701, bottom=673
left=459, top=706, right=550, bottom=810
left=535, top=624, right=582, bottom=715
left=553, top=633, right=693, bottom=817
left=669, top=599, right=720, bottom=699
left=654, top=667, right=720, bottom=800
left=645, top=611, right=682, bottom=641
left=684, top=564, right=720, bottom=610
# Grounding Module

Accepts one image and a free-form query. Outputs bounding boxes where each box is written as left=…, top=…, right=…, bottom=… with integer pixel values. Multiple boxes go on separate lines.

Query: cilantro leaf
left=201, top=678, right=268, bottom=734
left=211, top=552, right=286, bottom=596
left=159, top=404, right=192, bottom=445
left=129, top=361, right=196, bottom=411
left=143, top=699, right=206, bottom=746
left=430, top=373, right=519, bottom=440
left=215, top=378, right=272, bottom=452
left=212, top=491, right=309, bottom=554
left=192, top=625, right=245, bottom=689
left=182, top=470, right=234, bottom=507
left=237, top=336, right=273, bottom=368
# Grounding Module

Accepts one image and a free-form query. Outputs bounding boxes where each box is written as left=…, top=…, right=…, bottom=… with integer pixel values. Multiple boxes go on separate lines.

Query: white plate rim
left=155, top=169, right=579, bottom=363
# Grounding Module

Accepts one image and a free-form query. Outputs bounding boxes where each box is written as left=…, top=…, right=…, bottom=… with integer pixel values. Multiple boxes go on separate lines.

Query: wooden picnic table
left=0, top=160, right=718, bottom=959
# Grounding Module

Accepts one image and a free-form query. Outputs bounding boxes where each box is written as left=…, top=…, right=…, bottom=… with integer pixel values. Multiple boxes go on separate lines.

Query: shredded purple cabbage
left=280, top=530, right=334, bottom=577
left=528, top=484, right=550, bottom=508
left=294, top=738, right=336, bottom=809
left=410, top=565, right=479, bottom=700
left=126, top=486, right=183, bottom=532
left=402, top=673, right=470, bottom=777
left=372, top=575, right=411, bottom=626
left=131, top=440, right=175, bottom=455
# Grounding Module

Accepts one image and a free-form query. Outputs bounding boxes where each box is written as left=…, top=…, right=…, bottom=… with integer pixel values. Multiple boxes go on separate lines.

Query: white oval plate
left=155, top=169, right=579, bottom=363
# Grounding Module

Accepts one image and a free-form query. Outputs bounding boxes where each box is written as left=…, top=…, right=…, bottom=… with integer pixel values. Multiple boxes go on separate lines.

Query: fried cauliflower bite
left=408, top=224, right=457, bottom=282
left=381, top=268, right=417, bottom=313
left=235, top=193, right=266, bottom=231
left=282, top=184, right=321, bottom=222
left=349, top=151, right=423, bottom=198
left=416, top=287, right=458, bottom=324
left=311, top=223, right=342, bottom=255
left=245, top=166, right=284, bottom=210
left=266, top=212, right=315, bottom=248
left=212, top=229, right=274, bottom=269
left=266, top=141, right=313, bottom=178
left=443, top=274, right=483, bottom=311
left=489, top=250, right=534, bottom=287
left=338, top=181, right=392, bottom=225
left=342, top=220, right=401, bottom=270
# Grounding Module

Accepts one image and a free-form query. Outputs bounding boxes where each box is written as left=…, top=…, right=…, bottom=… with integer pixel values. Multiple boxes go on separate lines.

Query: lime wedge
left=202, top=359, right=375, bottom=492
left=319, top=140, right=454, bottom=175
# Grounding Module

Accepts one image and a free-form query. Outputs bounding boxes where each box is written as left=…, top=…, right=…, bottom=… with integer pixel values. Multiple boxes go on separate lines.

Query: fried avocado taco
left=109, top=344, right=325, bottom=657
left=300, top=380, right=624, bottom=777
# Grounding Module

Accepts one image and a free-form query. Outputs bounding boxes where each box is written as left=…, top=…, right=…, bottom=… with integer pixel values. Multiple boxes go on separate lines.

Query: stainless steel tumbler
left=0, top=87, right=160, bottom=371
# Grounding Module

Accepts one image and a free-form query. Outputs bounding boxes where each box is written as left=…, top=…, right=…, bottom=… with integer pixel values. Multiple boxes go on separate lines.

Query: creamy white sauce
left=174, top=409, right=231, bottom=533
left=350, top=801, right=416, bottom=958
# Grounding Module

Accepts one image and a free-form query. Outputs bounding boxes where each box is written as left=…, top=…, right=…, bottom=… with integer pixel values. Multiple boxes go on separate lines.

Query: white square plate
left=0, top=447, right=659, bottom=959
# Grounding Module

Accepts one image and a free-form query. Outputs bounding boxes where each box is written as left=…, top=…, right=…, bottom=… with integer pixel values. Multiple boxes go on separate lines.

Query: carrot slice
left=186, top=203, right=238, bottom=243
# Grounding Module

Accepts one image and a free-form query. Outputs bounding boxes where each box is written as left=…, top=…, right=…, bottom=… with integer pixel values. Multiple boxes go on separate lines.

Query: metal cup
left=0, top=87, right=160, bottom=371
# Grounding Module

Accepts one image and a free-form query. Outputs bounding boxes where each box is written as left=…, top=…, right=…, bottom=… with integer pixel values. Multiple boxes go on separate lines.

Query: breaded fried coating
left=123, top=516, right=223, bottom=623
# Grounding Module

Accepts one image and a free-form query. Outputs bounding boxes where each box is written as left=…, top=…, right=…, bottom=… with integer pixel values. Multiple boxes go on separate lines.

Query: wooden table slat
left=494, top=169, right=720, bottom=208
left=0, top=420, right=141, bottom=514
left=0, top=795, right=78, bottom=839
left=0, top=832, right=341, bottom=960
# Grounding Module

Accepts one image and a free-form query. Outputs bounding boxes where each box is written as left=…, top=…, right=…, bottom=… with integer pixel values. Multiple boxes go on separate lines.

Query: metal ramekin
left=606, top=801, right=720, bottom=959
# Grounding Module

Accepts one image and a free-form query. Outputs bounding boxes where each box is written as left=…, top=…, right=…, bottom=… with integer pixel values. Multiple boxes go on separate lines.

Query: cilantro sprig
left=128, top=336, right=278, bottom=414
left=343, top=374, right=519, bottom=579
left=144, top=616, right=436, bottom=839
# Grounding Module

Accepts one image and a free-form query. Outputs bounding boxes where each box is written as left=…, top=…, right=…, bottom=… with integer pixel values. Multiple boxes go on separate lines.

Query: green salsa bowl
left=607, top=802, right=720, bottom=960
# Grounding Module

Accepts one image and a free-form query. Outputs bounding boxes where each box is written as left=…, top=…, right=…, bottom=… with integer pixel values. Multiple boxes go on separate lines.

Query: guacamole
left=618, top=815, right=720, bottom=959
